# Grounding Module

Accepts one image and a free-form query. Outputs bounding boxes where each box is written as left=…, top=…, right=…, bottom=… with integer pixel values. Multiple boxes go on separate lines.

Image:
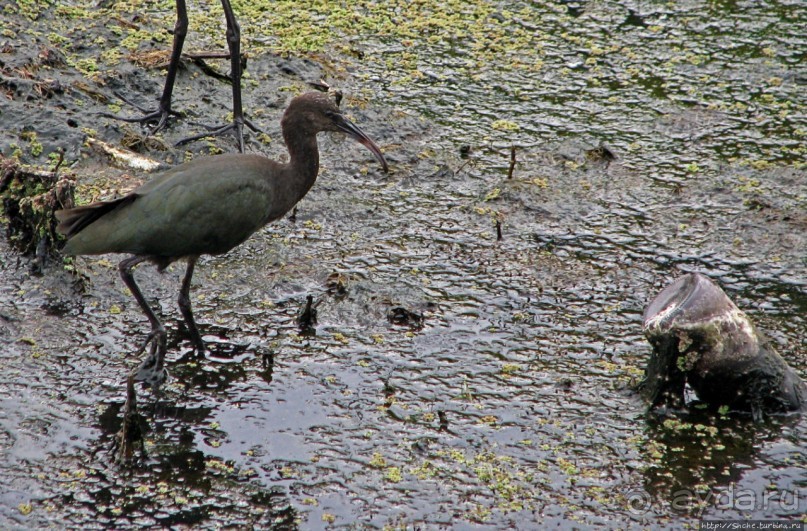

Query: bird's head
left=283, top=92, right=389, bottom=173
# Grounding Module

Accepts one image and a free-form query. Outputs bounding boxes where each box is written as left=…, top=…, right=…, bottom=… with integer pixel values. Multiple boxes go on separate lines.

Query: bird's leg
left=177, top=256, right=206, bottom=355
left=222, top=0, right=245, bottom=150
left=114, top=256, right=168, bottom=461
left=102, top=0, right=188, bottom=133
left=174, top=0, right=262, bottom=152
left=119, top=256, right=169, bottom=387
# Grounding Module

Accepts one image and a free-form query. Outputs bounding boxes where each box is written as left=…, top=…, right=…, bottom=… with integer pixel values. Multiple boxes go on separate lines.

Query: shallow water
left=1, top=0, right=805, bottom=528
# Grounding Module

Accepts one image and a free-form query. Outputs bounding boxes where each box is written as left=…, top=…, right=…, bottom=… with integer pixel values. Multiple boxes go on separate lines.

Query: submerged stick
left=507, top=146, right=516, bottom=179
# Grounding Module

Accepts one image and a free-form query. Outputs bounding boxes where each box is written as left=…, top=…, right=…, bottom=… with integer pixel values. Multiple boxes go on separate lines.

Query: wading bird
left=57, top=91, right=388, bottom=458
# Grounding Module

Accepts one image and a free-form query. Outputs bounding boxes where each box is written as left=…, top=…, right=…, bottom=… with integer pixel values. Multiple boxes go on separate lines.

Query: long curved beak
left=334, top=115, right=389, bottom=173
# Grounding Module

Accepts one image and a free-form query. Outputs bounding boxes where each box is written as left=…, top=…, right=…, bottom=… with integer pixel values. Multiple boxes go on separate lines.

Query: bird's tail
left=55, top=195, right=136, bottom=238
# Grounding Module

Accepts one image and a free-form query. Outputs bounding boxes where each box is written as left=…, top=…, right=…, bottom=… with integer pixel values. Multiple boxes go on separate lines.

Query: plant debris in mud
left=0, top=155, right=75, bottom=268
left=387, top=306, right=424, bottom=329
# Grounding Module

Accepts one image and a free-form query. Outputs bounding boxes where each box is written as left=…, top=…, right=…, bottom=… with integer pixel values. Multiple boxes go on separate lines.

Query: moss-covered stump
left=642, top=273, right=807, bottom=420
left=0, top=155, right=76, bottom=265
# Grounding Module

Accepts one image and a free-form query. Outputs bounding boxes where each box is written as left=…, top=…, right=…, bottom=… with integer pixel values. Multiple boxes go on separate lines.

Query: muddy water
left=1, top=0, right=806, bottom=528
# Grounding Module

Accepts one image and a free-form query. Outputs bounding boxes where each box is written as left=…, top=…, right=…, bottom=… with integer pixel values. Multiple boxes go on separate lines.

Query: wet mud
left=1, top=0, right=806, bottom=528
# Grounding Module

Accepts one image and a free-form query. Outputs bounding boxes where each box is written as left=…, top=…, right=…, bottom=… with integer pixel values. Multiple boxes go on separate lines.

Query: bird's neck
left=283, top=127, right=320, bottom=201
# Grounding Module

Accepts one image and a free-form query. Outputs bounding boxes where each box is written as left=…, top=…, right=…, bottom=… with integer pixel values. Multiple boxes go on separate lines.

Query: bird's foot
left=175, top=117, right=263, bottom=152
left=134, top=352, right=169, bottom=389
left=132, top=328, right=169, bottom=388
left=101, top=92, right=182, bottom=136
